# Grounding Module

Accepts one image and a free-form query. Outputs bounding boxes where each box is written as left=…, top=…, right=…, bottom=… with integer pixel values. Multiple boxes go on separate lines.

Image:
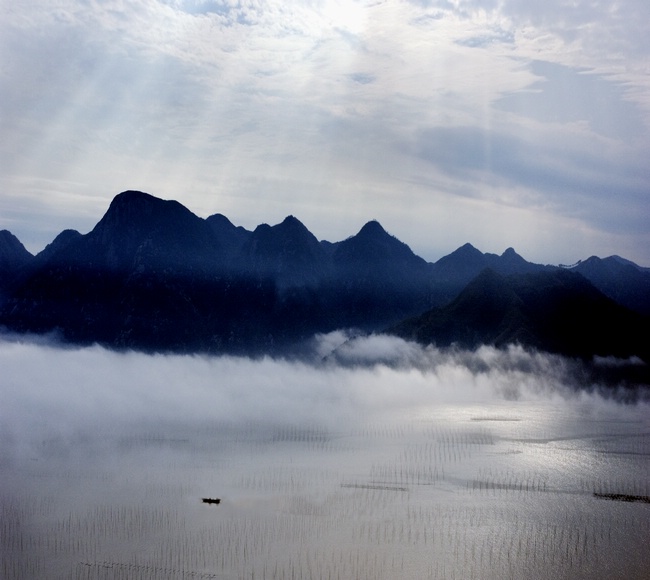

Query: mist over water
left=2, top=335, right=649, bottom=579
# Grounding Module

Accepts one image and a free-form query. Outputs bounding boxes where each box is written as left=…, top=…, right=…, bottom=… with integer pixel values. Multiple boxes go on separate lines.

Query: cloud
left=0, top=0, right=649, bottom=266
left=412, top=117, right=650, bottom=238
left=1, top=332, right=648, bottom=512
left=348, top=72, right=376, bottom=85
left=2, top=333, right=645, bottom=448
left=316, top=332, right=568, bottom=393
left=495, top=61, right=647, bottom=141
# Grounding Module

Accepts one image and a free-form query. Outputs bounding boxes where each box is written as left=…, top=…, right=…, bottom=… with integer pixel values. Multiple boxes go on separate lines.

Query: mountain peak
left=206, top=213, right=235, bottom=228
left=281, top=215, right=300, bottom=225
left=86, top=190, right=221, bottom=271
left=238, top=215, right=327, bottom=286
left=0, top=230, right=33, bottom=273
left=357, top=220, right=387, bottom=238
left=455, top=242, right=482, bottom=256
left=97, top=191, right=193, bottom=231
left=500, top=247, right=527, bottom=263
left=113, top=189, right=155, bottom=203
left=35, top=229, right=82, bottom=264
left=391, top=267, right=649, bottom=364
left=434, top=243, right=484, bottom=271
left=277, top=215, right=311, bottom=234
left=333, top=220, right=426, bottom=277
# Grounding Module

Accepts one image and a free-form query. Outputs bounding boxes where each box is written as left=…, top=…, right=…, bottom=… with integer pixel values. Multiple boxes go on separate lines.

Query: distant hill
left=0, top=190, right=647, bottom=371
left=571, top=256, right=650, bottom=316
left=0, top=230, right=33, bottom=294
left=236, top=215, right=330, bottom=288
left=34, top=229, right=83, bottom=265
left=319, top=220, right=437, bottom=328
left=428, top=243, right=551, bottom=305
left=390, top=268, right=649, bottom=363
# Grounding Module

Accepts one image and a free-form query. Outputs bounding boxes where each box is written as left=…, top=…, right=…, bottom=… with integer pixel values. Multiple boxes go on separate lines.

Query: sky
left=1, top=0, right=649, bottom=266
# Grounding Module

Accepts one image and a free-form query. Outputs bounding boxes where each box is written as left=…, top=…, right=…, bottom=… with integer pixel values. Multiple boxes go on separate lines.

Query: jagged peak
left=457, top=242, right=481, bottom=254
left=603, top=255, right=642, bottom=268
left=41, top=229, right=82, bottom=250
left=500, top=247, right=527, bottom=262
left=0, top=230, right=33, bottom=260
left=34, top=229, right=82, bottom=263
left=357, top=220, right=388, bottom=237
left=252, top=223, right=272, bottom=234
left=247, top=216, right=320, bottom=249
left=0, top=229, right=24, bottom=244
left=438, top=242, right=483, bottom=262
left=277, top=215, right=310, bottom=232
left=52, top=228, right=82, bottom=241
left=206, top=213, right=236, bottom=227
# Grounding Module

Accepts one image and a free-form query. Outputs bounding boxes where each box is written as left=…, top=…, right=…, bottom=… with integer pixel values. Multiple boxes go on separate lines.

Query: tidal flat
left=1, top=340, right=649, bottom=579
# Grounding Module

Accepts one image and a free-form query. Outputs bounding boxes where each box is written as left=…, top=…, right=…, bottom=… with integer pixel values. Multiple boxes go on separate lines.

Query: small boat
left=201, top=497, right=221, bottom=505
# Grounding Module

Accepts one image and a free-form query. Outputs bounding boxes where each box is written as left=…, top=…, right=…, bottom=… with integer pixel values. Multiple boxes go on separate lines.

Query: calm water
left=1, top=344, right=649, bottom=579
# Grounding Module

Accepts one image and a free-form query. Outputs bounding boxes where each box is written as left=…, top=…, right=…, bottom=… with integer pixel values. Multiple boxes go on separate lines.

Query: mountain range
left=1, top=190, right=648, bottom=382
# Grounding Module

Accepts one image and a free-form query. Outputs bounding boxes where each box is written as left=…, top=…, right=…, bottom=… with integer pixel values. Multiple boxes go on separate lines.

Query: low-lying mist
left=1, top=331, right=646, bottom=454
left=2, top=332, right=649, bottom=580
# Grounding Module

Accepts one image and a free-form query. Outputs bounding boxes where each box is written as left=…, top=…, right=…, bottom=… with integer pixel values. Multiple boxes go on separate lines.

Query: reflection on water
left=1, top=348, right=649, bottom=579
left=3, top=399, right=649, bottom=579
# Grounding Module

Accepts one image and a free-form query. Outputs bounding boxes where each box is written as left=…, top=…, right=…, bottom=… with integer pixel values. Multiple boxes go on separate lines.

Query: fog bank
left=2, top=333, right=647, bottom=453
left=2, top=334, right=649, bottom=580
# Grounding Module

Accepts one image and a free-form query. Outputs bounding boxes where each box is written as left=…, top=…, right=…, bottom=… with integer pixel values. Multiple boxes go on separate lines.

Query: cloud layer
left=2, top=333, right=647, bottom=467
left=1, top=1, right=649, bottom=265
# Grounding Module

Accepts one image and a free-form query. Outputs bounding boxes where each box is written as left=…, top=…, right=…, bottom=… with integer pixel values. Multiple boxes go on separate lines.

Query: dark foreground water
left=1, top=340, right=649, bottom=579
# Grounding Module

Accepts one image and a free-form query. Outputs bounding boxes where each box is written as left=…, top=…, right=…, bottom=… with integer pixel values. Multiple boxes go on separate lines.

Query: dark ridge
left=0, top=230, right=34, bottom=293
left=237, top=215, right=329, bottom=287
left=390, top=268, right=650, bottom=366
left=205, top=213, right=251, bottom=261
left=0, top=230, right=33, bottom=270
left=34, top=229, right=83, bottom=264
left=573, top=255, right=650, bottom=315
left=1, top=189, right=647, bottom=377
left=333, top=220, right=428, bottom=272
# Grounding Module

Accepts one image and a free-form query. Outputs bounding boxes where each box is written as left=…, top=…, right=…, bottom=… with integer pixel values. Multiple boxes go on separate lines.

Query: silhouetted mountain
left=498, top=247, right=539, bottom=273
left=237, top=216, right=330, bottom=287
left=428, top=243, right=549, bottom=305
left=0, top=230, right=33, bottom=295
left=34, top=229, right=83, bottom=264
left=332, top=221, right=428, bottom=275
left=0, top=230, right=33, bottom=267
left=0, top=229, right=32, bottom=266
left=322, top=221, right=436, bottom=328
left=205, top=213, right=251, bottom=262
left=1, top=190, right=647, bottom=368
left=80, top=190, right=224, bottom=272
left=0, top=192, right=267, bottom=351
left=609, top=255, right=650, bottom=273
left=572, top=256, right=650, bottom=316
left=391, top=268, right=649, bottom=363
left=432, top=242, right=485, bottom=279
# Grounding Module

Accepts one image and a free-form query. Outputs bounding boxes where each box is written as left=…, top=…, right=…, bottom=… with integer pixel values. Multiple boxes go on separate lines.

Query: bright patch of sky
left=1, top=0, right=649, bottom=265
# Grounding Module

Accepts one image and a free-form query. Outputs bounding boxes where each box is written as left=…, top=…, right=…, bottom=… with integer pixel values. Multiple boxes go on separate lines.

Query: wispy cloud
left=1, top=0, right=648, bottom=265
